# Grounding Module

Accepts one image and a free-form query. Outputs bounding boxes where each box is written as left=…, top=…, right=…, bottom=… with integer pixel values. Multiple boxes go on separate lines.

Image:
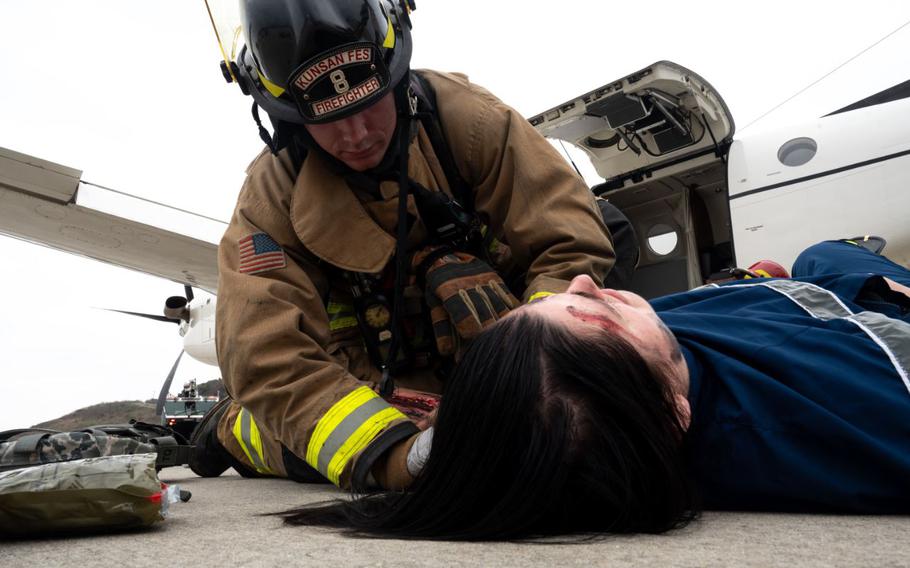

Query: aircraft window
left=778, top=137, right=818, bottom=167
left=647, top=224, right=678, bottom=256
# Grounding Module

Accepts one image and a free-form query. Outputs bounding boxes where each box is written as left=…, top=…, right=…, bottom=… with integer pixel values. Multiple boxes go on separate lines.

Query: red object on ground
left=748, top=260, right=790, bottom=279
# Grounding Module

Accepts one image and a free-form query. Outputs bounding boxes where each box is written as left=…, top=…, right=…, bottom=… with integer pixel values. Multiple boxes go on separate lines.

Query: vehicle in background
left=161, top=379, right=220, bottom=439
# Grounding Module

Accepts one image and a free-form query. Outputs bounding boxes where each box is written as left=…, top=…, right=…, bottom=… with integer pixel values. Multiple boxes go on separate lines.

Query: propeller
left=101, top=285, right=198, bottom=416
left=104, top=285, right=196, bottom=325
left=156, top=350, right=185, bottom=416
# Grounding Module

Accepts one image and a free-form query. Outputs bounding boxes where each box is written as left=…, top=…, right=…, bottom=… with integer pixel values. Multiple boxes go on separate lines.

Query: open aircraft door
left=531, top=61, right=736, bottom=297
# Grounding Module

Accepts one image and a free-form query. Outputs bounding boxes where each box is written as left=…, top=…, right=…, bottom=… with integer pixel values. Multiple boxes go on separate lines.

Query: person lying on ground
left=277, top=239, right=910, bottom=540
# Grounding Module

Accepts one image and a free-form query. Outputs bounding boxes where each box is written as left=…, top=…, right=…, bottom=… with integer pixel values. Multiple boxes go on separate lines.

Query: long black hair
left=278, top=311, right=697, bottom=539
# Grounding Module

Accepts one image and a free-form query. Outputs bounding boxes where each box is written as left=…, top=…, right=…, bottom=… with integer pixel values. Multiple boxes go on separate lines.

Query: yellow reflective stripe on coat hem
left=232, top=409, right=273, bottom=475
left=306, top=386, right=407, bottom=485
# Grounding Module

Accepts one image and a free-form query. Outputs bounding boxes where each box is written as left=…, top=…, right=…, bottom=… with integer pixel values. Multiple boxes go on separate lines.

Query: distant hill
left=33, top=401, right=158, bottom=430
left=33, top=379, right=224, bottom=430
left=197, top=379, right=224, bottom=398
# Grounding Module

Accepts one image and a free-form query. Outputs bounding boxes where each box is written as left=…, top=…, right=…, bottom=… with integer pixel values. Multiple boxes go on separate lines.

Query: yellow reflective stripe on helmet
left=382, top=15, right=395, bottom=48
left=327, top=300, right=357, bottom=331
left=232, top=408, right=273, bottom=475
left=528, top=291, right=555, bottom=304
left=257, top=70, right=286, bottom=98
left=306, top=386, right=406, bottom=485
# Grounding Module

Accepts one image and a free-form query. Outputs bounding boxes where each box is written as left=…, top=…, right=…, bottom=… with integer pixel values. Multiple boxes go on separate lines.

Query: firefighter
left=189, top=0, right=622, bottom=490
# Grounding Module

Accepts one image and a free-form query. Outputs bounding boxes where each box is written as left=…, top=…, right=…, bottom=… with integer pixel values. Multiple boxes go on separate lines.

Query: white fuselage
left=728, top=96, right=910, bottom=270
left=180, top=297, right=218, bottom=366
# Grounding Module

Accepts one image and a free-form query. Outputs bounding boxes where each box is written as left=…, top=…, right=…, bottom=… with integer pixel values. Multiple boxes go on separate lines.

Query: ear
left=673, top=393, right=691, bottom=431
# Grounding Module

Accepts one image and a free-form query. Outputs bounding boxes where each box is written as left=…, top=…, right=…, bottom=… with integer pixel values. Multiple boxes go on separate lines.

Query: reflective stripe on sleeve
left=306, top=386, right=407, bottom=485
left=723, top=279, right=910, bottom=394
left=847, top=311, right=910, bottom=394
left=757, top=280, right=852, bottom=320
left=232, top=408, right=273, bottom=475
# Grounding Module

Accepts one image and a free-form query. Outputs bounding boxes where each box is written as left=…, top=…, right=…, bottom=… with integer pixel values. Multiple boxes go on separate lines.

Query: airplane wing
left=0, top=147, right=220, bottom=294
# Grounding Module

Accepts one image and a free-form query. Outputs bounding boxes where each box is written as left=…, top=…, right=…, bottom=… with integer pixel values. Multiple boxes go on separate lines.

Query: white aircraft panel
left=0, top=147, right=80, bottom=203
left=0, top=149, right=219, bottom=293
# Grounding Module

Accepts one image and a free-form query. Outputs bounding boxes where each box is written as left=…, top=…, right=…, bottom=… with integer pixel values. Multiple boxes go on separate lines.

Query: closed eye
left=570, top=291, right=600, bottom=301
left=569, top=290, right=621, bottom=318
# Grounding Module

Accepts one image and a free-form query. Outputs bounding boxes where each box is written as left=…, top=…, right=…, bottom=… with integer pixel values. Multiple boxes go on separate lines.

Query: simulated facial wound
left=565, top=293, right=624, bottom=334
left=562, top=293, right=682, bottom=364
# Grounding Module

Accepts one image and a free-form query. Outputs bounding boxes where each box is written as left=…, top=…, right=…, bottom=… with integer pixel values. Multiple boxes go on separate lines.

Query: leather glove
left=413, top=247, right=518, bottom=356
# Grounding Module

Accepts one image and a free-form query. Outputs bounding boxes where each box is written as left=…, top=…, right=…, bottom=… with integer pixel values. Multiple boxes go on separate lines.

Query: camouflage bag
left=0, top=453, right=181, bottom=536
left=0, top=422, right=193, bottom=473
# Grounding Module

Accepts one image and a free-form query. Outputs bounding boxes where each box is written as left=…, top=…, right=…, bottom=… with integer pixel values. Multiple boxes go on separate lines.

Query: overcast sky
left=1, top=0, right=909, bottom=430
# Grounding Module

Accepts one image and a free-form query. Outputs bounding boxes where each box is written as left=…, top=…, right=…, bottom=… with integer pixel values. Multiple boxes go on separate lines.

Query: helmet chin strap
left=251, top=102, right=278, bottom=153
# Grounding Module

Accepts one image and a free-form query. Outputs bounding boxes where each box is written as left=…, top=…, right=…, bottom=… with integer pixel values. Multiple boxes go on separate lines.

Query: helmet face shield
left=204, top=0, right=243, bottom=79
left=288, top=42, right=391, bottom=123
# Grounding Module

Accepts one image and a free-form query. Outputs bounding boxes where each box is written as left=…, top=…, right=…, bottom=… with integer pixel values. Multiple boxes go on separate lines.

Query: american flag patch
left=238, top=233, right=287, bottom=275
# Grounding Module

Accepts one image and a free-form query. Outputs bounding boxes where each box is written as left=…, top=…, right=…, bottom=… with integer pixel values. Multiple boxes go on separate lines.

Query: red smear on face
left=566, top=306, right=622, bottom=334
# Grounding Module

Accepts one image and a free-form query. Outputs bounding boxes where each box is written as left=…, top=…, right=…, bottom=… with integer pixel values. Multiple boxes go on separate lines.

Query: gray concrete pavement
left=1, top=466, right=908, bottom=567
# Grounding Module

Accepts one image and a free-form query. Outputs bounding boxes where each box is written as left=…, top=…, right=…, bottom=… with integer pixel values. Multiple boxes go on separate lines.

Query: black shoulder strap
left=410, top=72, right=475, bottom=214
left=273, top=120, right=310, bottom=174
left=254, top=103, right=310, bottom=173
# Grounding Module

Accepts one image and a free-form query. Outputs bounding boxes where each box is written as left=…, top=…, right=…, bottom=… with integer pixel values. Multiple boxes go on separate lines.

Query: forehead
left=525, top=293, right=621, bottom=332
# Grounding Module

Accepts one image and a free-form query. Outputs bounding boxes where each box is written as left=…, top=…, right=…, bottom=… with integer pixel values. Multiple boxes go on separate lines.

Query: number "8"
left=330, top=70, right=350, bottom=94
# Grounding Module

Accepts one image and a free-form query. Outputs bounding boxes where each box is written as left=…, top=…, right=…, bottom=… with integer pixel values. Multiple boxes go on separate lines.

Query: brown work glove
left=413, top=247, right=518, bottom=356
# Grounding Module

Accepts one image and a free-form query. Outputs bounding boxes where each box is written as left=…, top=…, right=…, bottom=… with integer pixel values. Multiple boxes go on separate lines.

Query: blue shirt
left=650, top=242, right=910, bottom=512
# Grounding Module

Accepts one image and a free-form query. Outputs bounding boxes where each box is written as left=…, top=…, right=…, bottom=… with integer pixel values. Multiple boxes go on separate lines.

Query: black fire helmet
left=233, top=0, right=415, bottom=125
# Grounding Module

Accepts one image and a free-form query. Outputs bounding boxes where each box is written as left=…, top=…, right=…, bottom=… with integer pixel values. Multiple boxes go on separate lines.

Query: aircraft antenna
left=557, top=139, right=584, bottom=179
left=79, top=179, right=229, bottom=225
left=741, top=18, right=910, bottom=132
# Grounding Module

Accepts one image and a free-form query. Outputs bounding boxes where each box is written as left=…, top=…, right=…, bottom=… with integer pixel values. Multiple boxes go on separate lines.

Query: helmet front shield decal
left=288, top=42, right=391, bottom=123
